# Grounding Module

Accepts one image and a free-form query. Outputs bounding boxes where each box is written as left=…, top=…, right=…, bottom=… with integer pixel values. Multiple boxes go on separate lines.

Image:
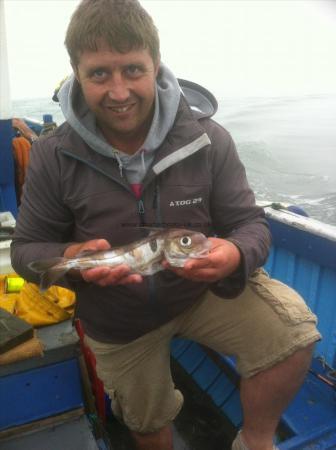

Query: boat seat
left=171, top=337, right=336, bottom=449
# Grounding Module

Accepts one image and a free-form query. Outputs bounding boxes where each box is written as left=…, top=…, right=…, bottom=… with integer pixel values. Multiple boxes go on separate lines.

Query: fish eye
left=180, top=236, right=192, bottom=247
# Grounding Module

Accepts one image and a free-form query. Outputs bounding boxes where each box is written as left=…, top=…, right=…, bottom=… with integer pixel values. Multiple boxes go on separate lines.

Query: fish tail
left=28, top=257, right=69, bottom=291
left=40, top=267, right=70, bottom=292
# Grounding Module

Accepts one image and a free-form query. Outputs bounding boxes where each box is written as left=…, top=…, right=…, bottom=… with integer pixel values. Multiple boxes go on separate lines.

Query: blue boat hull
left=171, top=209, right=336, bottom=449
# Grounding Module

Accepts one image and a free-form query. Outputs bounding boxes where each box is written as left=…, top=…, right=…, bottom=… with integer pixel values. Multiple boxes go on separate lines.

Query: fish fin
left=28, top=257, right=66, bottom=273
left=138, top=261, right=164, bottom=275
left=137, top=226, right=170, bottom=237
left=40, top=267, right=70, bottom=292
left=28, top=257, right=69, bottom=291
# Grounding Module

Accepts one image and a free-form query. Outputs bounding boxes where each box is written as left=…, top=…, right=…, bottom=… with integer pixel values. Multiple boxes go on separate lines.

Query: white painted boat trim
left=257, top=201, right=336, bottom=243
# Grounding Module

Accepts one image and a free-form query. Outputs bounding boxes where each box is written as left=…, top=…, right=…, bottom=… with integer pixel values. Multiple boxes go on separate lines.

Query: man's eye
left=92, top=69, right=107, bottom=79
left=125, top=65, right=142, bottom=77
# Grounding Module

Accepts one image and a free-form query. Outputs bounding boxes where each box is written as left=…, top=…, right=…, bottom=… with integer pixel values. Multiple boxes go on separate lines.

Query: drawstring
left=112, top=149, right=146, bottom=179
left=141, top=149, right=146, bottom=175
left=113, top=150, right=123, bottom=177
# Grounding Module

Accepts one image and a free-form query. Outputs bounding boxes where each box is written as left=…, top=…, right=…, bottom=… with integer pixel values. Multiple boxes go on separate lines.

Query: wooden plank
left=0, top=407, right=85, bottom=440
left=0, top=308, right=33, bottom=354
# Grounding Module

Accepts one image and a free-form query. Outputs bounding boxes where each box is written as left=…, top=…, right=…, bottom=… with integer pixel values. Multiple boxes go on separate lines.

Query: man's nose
left=107, top=74, right=130, bottom=102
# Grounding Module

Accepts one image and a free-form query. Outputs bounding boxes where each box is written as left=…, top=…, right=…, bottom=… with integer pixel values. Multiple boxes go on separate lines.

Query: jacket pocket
left=248, top=268, right=317, bottom=326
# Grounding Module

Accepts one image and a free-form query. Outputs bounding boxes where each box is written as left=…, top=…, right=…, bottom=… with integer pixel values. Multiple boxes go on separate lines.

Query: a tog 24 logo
left=169, top=197, right=202, bottom=207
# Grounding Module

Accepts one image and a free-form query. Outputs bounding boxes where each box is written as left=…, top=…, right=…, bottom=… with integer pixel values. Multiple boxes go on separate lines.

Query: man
left=11, top=1, right=321, bottom=449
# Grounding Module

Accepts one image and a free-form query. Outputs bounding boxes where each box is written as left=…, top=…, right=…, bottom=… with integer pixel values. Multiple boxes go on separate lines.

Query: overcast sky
left=3, top=0, right=336, bottom=100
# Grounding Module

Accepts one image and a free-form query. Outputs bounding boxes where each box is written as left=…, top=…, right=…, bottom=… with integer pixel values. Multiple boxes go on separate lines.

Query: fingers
left=92, top=239, right=111, bottom=251
left=64, top=239, right=111, bottom=258
left=65, top=239, right=143, bottom=286
left=164, top=263, right=220, bottom=282
left=162, top=237, right=241, bottom=282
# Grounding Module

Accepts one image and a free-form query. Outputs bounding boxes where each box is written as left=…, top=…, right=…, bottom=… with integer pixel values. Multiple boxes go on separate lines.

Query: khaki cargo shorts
left=84, top=268, right=321, bottom=433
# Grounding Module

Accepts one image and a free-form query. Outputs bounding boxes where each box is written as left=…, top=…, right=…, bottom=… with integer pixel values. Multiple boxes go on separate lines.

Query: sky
left=2, top=0, right=336, bottom=100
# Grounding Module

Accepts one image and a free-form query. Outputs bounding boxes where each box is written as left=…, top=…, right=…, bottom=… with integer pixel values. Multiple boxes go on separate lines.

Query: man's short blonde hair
left=65, top=0, right=160, bottom=66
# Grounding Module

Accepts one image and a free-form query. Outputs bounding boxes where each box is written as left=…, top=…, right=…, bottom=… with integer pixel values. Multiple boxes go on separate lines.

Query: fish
left=28, top=228, right=211, bottom=291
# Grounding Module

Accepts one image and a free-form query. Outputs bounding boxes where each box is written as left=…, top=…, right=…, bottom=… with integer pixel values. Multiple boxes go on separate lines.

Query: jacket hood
left=179, top=78, right=218, bottom=118
left=57, top=63, right=217, bottom=183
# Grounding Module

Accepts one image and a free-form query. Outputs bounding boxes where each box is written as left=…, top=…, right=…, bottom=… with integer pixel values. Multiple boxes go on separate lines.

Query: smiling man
left=11, top=1, right=321, bottom=450
left=74, top=43, right=159, bottom=153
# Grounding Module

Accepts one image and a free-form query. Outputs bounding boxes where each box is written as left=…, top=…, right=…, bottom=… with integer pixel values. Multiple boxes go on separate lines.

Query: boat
left=1, top=1, right=336, bottom=449
left=170, top=205, right=336, bottom=449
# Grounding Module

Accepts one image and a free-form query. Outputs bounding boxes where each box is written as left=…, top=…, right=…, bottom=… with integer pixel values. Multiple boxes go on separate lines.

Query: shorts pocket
left=248, top=268, right=317, bottom=325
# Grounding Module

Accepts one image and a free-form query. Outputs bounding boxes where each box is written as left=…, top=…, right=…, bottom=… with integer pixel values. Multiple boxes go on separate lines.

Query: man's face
left=75, top=41, right=159, bottom=153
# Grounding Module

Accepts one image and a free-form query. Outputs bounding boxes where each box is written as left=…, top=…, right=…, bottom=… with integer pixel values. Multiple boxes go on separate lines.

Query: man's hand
left=163, top=237, right=241, bottom=282
left=12, top=118, right=38, bottom=142
left=64, top=239, right=143, bottom=286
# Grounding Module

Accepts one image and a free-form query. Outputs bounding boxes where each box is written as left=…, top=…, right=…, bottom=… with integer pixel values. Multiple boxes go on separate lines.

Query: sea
left=12, top=94, right=336, bottom=226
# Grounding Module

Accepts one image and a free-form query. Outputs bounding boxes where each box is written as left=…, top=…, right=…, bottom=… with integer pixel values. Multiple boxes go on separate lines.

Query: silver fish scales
left=29, top=228, right=211, bottom=291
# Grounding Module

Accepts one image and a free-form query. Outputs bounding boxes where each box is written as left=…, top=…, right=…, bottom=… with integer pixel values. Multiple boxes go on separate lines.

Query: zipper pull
left=138, top=199, right=145, bottom=214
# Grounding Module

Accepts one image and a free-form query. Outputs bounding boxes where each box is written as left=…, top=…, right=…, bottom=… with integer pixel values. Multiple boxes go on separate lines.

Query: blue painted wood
left=206, top=372, right=236, bottom=408
left=281, top=369, right=336, bottom=435
left=191, top=356, right=222, bottom=391
left=171, top=338, right=193, bottom=359
left=278, top=421, right=336, bottom=449
left=220, top=389, right=243, bottom=428
left=266, top=246, right=336, bottom=367
left=174, top=342, right=208, bottom=375
left=0, top=358, right=83, bottom=430
left=0, top=119, right=17, bottom=217
left=268, top=218, right=336, bottom=272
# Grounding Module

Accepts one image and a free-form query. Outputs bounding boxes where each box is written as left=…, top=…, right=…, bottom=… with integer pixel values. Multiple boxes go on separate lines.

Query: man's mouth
left=107, top=104, right=134, bottom=114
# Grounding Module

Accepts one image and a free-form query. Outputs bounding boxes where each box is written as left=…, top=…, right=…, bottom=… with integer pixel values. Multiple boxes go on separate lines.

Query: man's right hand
left=64, top=239, right=143, bottom=286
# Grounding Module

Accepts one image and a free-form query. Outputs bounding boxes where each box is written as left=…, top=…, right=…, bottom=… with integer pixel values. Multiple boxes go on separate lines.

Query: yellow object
left=0, top=293, right=19, bottom=314
left=0, top=273, right=76, bottom=326
left=43, top=285, right=76, bottom=311
left=0, top=273, right=18, bottom=294
left=5, top=276, right=25, bottom=293
left=16, top=283, right=76, bottom=327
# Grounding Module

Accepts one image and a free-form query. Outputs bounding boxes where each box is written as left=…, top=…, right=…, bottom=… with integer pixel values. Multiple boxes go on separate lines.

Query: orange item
left=12, top=136, right=31, bottom=199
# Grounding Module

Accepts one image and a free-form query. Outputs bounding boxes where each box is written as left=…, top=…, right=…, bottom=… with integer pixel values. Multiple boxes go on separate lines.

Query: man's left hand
left=163, top=237, right=241, bottom=282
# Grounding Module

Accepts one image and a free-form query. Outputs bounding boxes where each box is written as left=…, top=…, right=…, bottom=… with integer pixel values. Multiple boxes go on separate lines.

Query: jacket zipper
left=138, top=199, right=145, bottom=226
left=152, top=183, right=162, bottom=227
left=62, top=149, right=160, bottom=311
left=138, top=193, right=159, bottom=311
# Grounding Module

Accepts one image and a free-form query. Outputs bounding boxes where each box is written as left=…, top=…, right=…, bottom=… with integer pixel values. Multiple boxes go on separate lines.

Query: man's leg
left=177, top=269, right=321, bottom=450
left=239, top=343, right=314, bottom=450
left=131, top=425, right=173, bottom=450
left=84, top=321, right=183, bottom=450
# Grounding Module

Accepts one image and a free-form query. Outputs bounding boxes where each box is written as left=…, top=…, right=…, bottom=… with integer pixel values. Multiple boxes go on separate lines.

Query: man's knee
left=107, top=387, right=184, bottom=434
left=131, top=425, right=173, bottom=450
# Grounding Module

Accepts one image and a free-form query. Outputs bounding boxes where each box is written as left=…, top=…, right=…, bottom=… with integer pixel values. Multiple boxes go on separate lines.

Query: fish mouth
left=190, top=240, right=212, bottom=258
left=188, top=248, right=210, bottom=259
left=166, top=246, right=210, bottom=261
